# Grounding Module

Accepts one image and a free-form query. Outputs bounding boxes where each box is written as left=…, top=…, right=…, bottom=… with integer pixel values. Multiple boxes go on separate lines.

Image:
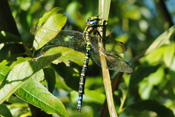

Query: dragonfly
left=31, top=16, right=133, bottom=112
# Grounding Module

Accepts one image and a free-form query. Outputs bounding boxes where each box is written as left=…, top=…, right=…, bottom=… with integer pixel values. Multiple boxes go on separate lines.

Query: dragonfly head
left=86, top=16, right=101, bottom=26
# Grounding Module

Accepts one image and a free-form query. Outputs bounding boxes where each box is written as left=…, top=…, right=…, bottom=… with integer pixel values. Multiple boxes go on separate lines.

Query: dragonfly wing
left=90, top=36, right=127, bottom=54
left=43, top=30, right=87, bottom=53
left=105, top=41, right=127, bottom=54
left=91, top=47, right=133, bottom=73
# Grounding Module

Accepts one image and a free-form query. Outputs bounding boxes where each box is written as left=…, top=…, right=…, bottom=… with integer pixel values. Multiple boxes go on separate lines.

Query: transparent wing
left=105, top=41, right=127, bottom=54
left=91, top=48, right=133, bottom=73
left=38, top=29, right=133, bottom=73
left=47, top=30, right=87, bottom=53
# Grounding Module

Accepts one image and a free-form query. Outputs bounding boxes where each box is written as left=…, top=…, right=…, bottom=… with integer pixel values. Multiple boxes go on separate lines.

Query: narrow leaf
left=0, top=44, right=13, bottom=62
left=44, top=67, right=56, bottom=93
left=0, top=53, right=61, bottom=104
left=145, top=25, right=175, bottom=55
left=15, top=78, right=68, bottom=117
left=0, top=65, right=10, bottom=83
left=33, top=11, right=67, bottom=50
left=37, top=7, right=62, bottom=27
left=163, top=43, right=175, bottom=67
left=0, top=104, right=12, bottom=117
left=0, top=31, right=21, bottom=43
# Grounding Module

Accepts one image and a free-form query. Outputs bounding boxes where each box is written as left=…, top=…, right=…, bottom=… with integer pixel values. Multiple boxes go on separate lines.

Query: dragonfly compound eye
left=91, top=20, right=97, bottom=24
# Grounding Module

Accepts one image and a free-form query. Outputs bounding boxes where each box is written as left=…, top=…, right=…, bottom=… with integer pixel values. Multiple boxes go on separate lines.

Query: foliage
left=0, top=0, right=175, bottom=117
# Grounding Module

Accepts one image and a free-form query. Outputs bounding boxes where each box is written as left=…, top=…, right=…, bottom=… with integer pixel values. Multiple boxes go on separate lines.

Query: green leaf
left=53, top=63, right=80, bottom=91
left=0, top=104, right=12, bottom=117
left=0, top=65, right=10, bottom=84
left=128, top=100, right=174, bottom=117
left=145, top=25, right=175, bottom=55
left=70, top=89, right=105, bottom=105
left=15, top=78, right=68, bottom=116
left=138, top=67, right=164, bottom=99
left=55, top=74, right=72, bottom=91
left=44, top=67, right=56, bottom=93
left=129, top=65, right=159, bottom=90
left=0, top=44, right=13, bottom=62
left=163, top=43, right=175, bottom=67
left=143, top=46, right=166, bottom=65
left=0, top=31, right=21, bottom=43
left=32, top=8, right=67, bottom=50
left=37, top=7, right=62, bottom=27
left=42, top=46, right=89, bottom=66
left=0, top=52, right=61, bottom=104
left=10, top=57, right=31, bottom=69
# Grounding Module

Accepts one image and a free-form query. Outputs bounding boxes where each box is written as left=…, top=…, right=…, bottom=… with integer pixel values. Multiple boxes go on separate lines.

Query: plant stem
left=98, top=0, right=118, bottom=117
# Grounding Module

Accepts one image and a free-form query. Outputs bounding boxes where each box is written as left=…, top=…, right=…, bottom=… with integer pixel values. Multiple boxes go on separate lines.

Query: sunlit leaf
left=0, top=52, right=61, bottom=104
left=163, top=43, right=175, bottom=67
left=0, top=65, right=10, bottom=84
left=138, top=81, right=153, bottom=99
left=170, top=57, right=175, bottom=72
left=145, top=25, right=175, bottom=55
left=15, top=78, right=68, bottom=116
left=147, top=67, right=164, bottom=85
left=70, top=89, right=105, bottom=105
left=142, top=46, right=166, bottom=65
left=37, top=7, right=62, bottom=27
left=10, top=57, right=31, bottom=69
left=42, top=46, right=91, bottom=66
left=138, top=67, right=164, bottom=99
left=32, top=7, right=67, bottom=50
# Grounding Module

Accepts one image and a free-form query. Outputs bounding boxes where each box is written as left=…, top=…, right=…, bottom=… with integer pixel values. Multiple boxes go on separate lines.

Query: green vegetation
left=0, top=0, right=175, bottom=117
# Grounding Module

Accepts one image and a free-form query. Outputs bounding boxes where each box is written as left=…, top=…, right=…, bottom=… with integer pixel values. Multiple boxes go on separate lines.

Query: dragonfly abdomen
left=77, top=44, right=91, bottom=112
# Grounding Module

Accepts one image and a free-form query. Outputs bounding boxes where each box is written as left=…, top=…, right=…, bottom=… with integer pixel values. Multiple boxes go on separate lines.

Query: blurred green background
left=0, top=0, right=175, bottom=116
